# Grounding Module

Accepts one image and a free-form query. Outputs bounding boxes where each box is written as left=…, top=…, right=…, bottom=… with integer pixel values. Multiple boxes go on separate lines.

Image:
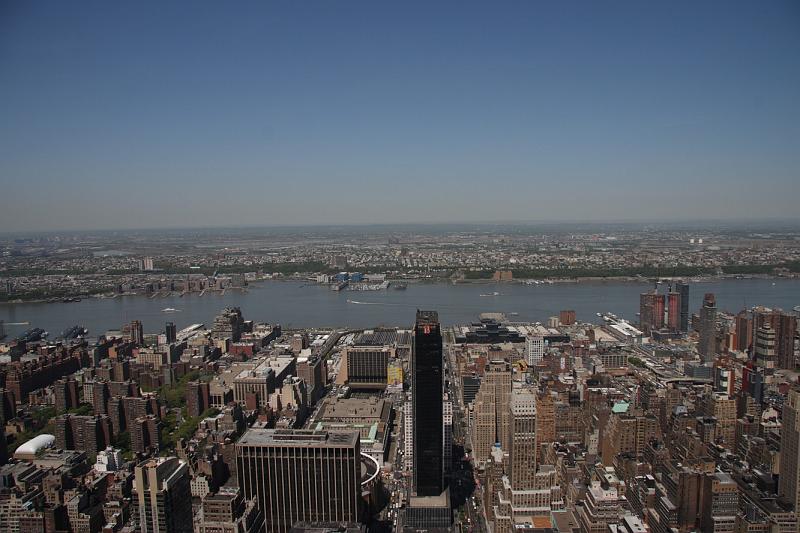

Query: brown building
left=297, top=355, right=325, bottom=405
left=53, top=378, right=80, bottom=412
left=2, top=348, right=84, bottom=405
left=703, top=393, right=737, bottom=449
left=734, top=311, right=753, bottom=353
left=199, top=487, right=264, bottom=533
left=472, top=359, right=512, bottom=465
left=661, top=461, right=706, bottom=531
left=54, top=414, right=112, bottom=452
left=601, top=410, right=658, bottom=466
left=492, top=270, right=513, bottom=282
left=778, top=388, right=800, bottom=514
left=776, top=313, right=798, bottom=370
left=211, top=308, right=244, bottom=343
left=236, top=429, right=362, bottom=533
left=289, top=334, right=309, bottom=354
left=700, top=472, right=738, bottom=533
left=698, top=293, right=718, bottom=363
left=129, top=320, right=144, bottom=346
left=112, top=360, right=130, bottom=382
left=131, top=415, right=161, bottom=454
left=91, top=382, right=109, bottom=415
left=107, top=396, right=125, bottom=435
left=752, top=307, right=798, bottom=370
left=559, top=310, right=577, bottom=326
left=639, top=292, right=665, bottom=335
left=667, top=292, right=681, bottom=331
left=109, top=380, right=138, bottom=398
left=186, top=381, right=211, bottom=418
left=535, top=391, right=556, bottom=460
left=134, top=457, right=193, bottom=533
left=122, top=396, right=159, bottom=431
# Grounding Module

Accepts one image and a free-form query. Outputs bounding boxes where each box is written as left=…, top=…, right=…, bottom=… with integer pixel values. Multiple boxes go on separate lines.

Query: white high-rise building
left=94, top=447, right=123, bottom=472
left=472, top=360, right=512, bottom=465
left=510, top=386, right=537, bottom=490
left=404, top=394, right=414, bottom=471
left=526, top=335, right=545, bottom=365
left=140, top=256, right=155, bottom=271
left=443, top=396, right=453, bottom=475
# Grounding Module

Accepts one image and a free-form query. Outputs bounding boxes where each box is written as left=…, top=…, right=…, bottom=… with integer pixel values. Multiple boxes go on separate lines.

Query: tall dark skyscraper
left=412, top=310, right=444, bottom=497
left=165, top=321, right=177, bottom=344
left=735, top=310, right=753, bottom=353
left=699, top=293, right=717, bottom=363
left=675, top=282, right=690, bottom=333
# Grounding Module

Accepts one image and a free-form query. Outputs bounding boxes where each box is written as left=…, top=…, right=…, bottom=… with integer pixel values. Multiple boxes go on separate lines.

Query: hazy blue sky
left=1, top=1, right=798, bottom=231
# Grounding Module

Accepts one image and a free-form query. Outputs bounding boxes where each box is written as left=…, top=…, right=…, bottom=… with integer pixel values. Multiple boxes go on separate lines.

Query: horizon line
left=3, top=216, right=800, bottom=236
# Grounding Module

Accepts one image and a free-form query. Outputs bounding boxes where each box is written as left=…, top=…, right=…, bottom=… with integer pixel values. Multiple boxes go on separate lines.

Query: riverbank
left=398, top=272, right=798, bottom=284
left=2, top=271, right=797, bottom=304
left=3, top=278, right=799, bottom=337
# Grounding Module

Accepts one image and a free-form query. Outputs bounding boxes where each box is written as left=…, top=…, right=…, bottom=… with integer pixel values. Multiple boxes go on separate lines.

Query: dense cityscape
left=3, top=1, right=799, bottom=532
left=0, top=265, right=799, bottom=532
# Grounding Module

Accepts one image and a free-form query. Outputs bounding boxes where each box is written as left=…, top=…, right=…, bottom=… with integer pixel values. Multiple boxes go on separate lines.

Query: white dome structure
left=14, top=434, right=55, bottom=459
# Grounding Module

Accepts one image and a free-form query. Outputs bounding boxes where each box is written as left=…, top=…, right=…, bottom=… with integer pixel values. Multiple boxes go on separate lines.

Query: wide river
left=2, top=278, right=799, bottom=338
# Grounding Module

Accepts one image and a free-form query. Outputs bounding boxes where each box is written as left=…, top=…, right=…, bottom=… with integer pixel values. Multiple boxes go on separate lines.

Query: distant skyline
left=4, top=218, right=800, bottom=239
left=2, top=1, right=799, bottom=231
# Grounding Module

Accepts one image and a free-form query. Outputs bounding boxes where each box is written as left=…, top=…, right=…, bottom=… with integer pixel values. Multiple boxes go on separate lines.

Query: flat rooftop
left=318, top=396, right=390, bottom=421
left=237, top=428, right=359, bottom=448
left=202, top=486, right=240, bottom=502
left=354, top=330, right=400, bottom=346
left=415, top=310, right=439, bottom=325
left=408, top=489, right=450, bottom=508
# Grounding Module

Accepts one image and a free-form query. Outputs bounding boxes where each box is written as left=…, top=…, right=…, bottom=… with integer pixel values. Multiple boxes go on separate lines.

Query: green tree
left=113, top=431, right=131, bottom=451
left=628, top=356, right=646, bottom=368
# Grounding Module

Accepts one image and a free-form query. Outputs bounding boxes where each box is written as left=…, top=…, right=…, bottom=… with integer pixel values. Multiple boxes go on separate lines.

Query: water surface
left=2, top=278, right=798, bottom=337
